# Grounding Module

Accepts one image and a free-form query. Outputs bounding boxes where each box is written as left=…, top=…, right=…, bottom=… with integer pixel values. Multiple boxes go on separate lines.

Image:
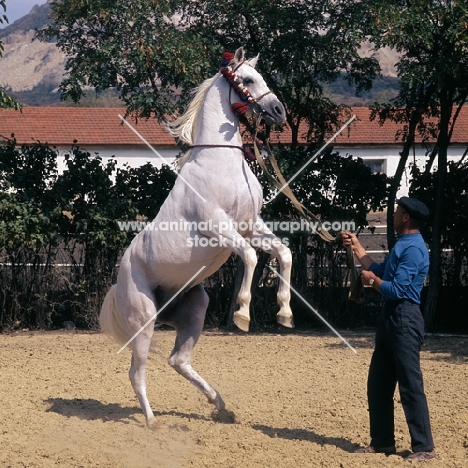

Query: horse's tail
left=99, top=285, right=130, bottom=345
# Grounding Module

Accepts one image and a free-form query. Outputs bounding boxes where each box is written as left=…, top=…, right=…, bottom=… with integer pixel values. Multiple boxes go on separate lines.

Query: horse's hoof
left=233, top=312, right=250, bottom=332
left=207, top=392, right=226, bottom=411
left=147, top=417, right=168, bottom=431
left=211, top=409, right=236, bottom=424
left=277, top=313, right=295, bottom=328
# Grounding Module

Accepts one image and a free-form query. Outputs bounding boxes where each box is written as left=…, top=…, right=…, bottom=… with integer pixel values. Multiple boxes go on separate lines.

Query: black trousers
left=368, top=300, right=434, bottom=452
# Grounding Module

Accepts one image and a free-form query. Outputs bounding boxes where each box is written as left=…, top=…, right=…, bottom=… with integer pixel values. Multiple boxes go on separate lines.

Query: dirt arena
left=1, top=329, right=467, bottom=467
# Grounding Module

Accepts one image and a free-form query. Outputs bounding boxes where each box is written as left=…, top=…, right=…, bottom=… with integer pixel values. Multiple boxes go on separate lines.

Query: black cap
left=397, top=196, right=429, bottom=221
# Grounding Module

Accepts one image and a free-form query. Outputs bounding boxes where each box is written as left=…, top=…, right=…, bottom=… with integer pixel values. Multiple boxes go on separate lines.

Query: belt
left=383, top=298, right=418, bottom=307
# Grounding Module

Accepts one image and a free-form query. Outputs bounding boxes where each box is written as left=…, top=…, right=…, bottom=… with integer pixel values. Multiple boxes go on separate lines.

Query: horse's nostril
left=275, top=106, right=283, bottom=116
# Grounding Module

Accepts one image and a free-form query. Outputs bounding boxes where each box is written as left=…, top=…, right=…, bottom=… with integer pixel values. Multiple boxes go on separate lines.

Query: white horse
left=100, top=47, right=294, bottom=428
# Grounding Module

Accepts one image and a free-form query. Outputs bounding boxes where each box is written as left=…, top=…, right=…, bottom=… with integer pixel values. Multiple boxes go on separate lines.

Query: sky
left=1, top=0, right=47, bottom=28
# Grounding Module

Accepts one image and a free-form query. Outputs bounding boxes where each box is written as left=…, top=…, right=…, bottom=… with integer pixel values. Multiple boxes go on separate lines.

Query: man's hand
left=361, top=270, right=377, bottom=287
left=341, top=231, right=360, bottom=249
left=341, top=231, right=374, bottom=271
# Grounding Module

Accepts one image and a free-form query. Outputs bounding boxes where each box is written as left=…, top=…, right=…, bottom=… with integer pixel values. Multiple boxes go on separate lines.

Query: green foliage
left=39, top=0, right=218, bottom=119
left=0, top=0, right=6, bottom=27
left=114, top=162, right=176, bottom=220
left=0, top=140, right=61, bottom=327
left=39, top=0, right=381, bottom=142
left=0, top=90, right=20, bottom=110
left=262, top=147, right=388, bottom=231
left=0, top=140, right=61, bottom=249
left=410, top=160, right=468, bottom=269
left=0, top=141, right=176, bottom=330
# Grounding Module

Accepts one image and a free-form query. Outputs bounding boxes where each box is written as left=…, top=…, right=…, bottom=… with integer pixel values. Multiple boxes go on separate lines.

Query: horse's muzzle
left=253, top=99, right=286, bottom=126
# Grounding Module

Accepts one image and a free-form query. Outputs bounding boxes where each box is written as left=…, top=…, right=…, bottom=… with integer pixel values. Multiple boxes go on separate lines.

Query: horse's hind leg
left=118, top=284, right=159, bottom=429
left=159, top=284, right=226, bottom=413
left=129, top=328, right=158, bottom=429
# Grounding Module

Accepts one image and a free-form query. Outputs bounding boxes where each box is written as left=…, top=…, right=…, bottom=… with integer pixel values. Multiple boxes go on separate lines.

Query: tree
left=39, top=0, right=219, bottom=120
left=360, top=0, right=468, bottom=329
left=179, top=0, right=380, bottom=146
left=40, top=1, right=379, bottom=136
left=0, top=0, right=21, bottom=109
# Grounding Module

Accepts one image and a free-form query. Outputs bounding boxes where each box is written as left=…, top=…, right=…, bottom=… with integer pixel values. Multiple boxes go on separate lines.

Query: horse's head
left=220, top=47, right=286, bottom=127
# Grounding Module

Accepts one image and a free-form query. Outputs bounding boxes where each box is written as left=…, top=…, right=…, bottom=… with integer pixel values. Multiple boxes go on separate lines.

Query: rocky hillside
left=0, top=1, right=54, bottom=40
left=0, top=29, right=65, bottom=92
left=0, top=2, right=399, bottom=107
left=0, top=1, right=67, bottom=105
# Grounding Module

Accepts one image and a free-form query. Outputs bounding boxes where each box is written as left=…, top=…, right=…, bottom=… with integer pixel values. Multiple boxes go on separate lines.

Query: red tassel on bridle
left=220, top=52, right=235, bottom=68
left=220, top=51, right=256, bottom=119
left=231, top=102, right=250, bottom=117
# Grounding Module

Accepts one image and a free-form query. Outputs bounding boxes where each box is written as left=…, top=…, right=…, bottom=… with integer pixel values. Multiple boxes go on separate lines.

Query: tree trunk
left=423, top=94, right=451, bottom=331
left=384, top=84, right=437, bottom=249
left=385, top=105, right=429, bottom=249
left=423, top=154, right=446, bottom=331
left=386, top=151, right=408, bottom=249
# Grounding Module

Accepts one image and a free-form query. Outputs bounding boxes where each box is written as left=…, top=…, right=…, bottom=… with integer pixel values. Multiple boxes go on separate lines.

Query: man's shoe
left=406, top=449, right=436, bottom=461
left=354, top=445, right=396, bottom=455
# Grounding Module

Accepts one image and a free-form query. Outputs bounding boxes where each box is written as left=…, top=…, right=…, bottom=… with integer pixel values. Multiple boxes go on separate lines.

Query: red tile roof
left=1, top=106, right=467, bottom=147
left=0, top=107, right=175, bottom=146
left=274, top=107, right=468, bottom=146
left=333, top=107, right=468, bottom=146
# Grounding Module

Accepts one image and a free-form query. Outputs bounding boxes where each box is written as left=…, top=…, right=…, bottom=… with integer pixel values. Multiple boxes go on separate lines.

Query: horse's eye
left=244, top=78, right=254, bottom=86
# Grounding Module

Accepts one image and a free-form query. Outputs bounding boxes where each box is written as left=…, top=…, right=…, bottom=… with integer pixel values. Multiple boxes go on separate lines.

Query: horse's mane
left=165, top=74, right=219, bottom=147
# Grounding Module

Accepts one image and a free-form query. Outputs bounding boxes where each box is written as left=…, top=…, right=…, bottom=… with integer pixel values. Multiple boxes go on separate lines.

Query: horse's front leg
left=232, top=243, right=258, bottom=332
left=251, top=218, right=294, bottom=329
left=203, top=226, right=258, bottom=332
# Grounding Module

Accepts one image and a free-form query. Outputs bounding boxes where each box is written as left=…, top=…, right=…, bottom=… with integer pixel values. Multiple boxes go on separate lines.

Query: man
left=342, top=197, right=436, bottom=461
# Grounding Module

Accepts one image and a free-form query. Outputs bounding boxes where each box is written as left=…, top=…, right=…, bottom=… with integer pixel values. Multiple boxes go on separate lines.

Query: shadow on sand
left=44, top=397, right=226, bottom=425
left=252, top=423, right=356, bottom=452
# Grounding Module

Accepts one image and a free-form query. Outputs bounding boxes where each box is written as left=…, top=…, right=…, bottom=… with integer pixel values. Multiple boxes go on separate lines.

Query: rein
left=250, top=126, right=361, bottom=301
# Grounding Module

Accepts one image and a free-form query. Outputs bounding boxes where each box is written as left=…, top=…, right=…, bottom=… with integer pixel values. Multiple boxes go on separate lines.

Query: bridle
left=189, top=52, right=272, bottom=155
left=219, top=52, right=274, bottom=120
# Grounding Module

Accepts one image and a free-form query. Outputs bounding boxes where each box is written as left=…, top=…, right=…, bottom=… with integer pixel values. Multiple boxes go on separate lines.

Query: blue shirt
left=368, top=232, right=429, bottom=304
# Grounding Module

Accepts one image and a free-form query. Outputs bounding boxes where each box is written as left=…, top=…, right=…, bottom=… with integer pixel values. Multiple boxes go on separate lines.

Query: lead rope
left=251, top=124, right=362, bottom=302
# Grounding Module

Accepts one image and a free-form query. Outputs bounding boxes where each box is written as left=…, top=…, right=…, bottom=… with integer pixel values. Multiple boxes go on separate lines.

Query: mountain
left=0, top=1, right=67, bottom=105
left=0, top=1, right=54, bottom=40
left=0, top=2, right=399, bottom=107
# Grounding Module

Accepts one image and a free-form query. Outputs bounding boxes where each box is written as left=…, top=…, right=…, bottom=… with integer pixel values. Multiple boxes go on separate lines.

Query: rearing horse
left=99, top=47, right=294, bottom=428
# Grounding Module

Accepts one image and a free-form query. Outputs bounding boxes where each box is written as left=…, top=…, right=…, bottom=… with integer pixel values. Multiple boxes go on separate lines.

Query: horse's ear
left=248, top=54, right=259, bottom=69
left=233, top=47, right=245, bottom=66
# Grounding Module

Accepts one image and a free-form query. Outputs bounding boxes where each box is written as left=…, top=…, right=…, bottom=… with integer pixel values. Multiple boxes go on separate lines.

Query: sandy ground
left=0, top=329, right=467, bottom=467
